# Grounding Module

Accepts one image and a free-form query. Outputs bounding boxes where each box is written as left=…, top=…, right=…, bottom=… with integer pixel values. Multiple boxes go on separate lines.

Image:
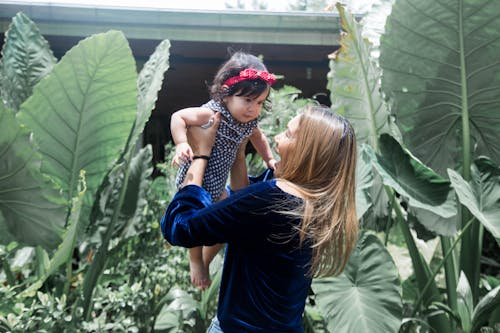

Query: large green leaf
left=20, top=171, right=86, bottom=297
left=312, top=231, right=402, bottom=332
left=118, top=145, right=153, bottom=237
left=0, top=104, right=66, bottom=249
left=154, top=287, right=198, bottom=332
left=328, top=4, right=391, bottom=149
left=380, top=0, right=500, bottom=176
left=471, top=285, right=500, bottom=332
left=368, top=134, right=458, bottom=235
left=0, top=12, right=56, bottom=111
left=17, top=30, right=137, bottom=221
left=457, top=271, right=474, bottom=332
left=356, top=145, right=374, bottom=219
left=130, top=39, right=170, bottom=150
left=121, top=145, right=152, bottom=218
left=448, top=157, right=500, bottom=243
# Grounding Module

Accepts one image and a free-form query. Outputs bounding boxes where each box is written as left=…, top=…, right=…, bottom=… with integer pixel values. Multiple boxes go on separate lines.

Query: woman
left=161, top=105, right=358, bottom=333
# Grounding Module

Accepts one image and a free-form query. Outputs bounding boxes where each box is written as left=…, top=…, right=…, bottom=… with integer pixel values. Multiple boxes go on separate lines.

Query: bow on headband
left=224, top=68, right=276, bottom=87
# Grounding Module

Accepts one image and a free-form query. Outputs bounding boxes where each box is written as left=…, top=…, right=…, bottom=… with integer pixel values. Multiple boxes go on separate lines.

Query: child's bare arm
left=170, top=107, right=215, bottom=166
left=230, top=139, right=250, bottom=191
left=249, top=127, right=276, bottom=170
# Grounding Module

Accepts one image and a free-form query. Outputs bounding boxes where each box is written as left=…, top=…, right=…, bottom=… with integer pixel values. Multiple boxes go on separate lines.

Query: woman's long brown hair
left=278, top=106, right=358, bottom=277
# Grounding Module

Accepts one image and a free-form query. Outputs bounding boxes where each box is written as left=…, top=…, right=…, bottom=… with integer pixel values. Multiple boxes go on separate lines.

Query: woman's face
left=274, top=115, right=300, bottom=162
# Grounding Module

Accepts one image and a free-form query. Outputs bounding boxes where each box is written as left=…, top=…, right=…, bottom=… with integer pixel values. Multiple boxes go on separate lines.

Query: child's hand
left=171, top=142, right=193, bottom=167
left=266, top=158, right=277, bottom=170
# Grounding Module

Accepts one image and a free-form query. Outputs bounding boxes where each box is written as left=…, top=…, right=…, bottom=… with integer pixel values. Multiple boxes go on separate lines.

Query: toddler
left=170, top=51, right=276, bottom=289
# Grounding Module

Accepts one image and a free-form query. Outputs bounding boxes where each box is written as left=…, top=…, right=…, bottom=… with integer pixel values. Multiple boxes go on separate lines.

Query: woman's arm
left=161, top=180, right=274, bottom=248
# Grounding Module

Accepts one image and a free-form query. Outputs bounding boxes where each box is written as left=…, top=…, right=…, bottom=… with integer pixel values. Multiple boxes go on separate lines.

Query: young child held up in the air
left=170, top=51, right=277, bottom=289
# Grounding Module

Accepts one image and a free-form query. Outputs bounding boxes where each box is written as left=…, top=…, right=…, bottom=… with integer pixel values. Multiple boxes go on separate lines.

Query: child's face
left=223, top=88, right=269, bottom=123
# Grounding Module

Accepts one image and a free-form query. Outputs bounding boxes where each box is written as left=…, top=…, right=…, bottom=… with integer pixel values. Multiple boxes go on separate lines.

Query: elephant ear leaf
left=471, top=285, right=500, bottom=333
left=20, top=171, right=87, bottom=297
left=0, top=12, right=56, bottom=111
left=380, top=0, right=500, bottom=175
left=17, top=30, right=137, bottom=224
left=356, top=145, right=374, bottom=219
left=448, top=157, right=500, bottom=245
left=312, top=231, right=402, bottom=333
left=368, top=134, right=457, bottom=235
left=328, top=4, right=390, bottom=148
left=129, top=39, right=170, bottom=150
left=91, top=145, right=153, bottom=240
left=0, top=104, right=66, bottom=249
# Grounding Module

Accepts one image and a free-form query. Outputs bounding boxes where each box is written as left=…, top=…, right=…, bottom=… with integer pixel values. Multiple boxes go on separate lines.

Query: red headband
left=224, top=68, right=276, bottom=87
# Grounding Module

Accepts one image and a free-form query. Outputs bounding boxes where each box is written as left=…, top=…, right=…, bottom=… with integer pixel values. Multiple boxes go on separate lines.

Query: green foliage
left=0, top=290, right=72, bottom=332
left=1, top=3, right=499, bottom=332
left=154, top=260, right=222, bottom=332
left=367, top=135, right=457, bottom=235
left=327, top=4, right=390, bottom=149
left=0, top=12, right=56, bottom=111
left=0, top=11, right=173, bottom=330
left=355, top=145, right=374, bottom=218
left=0, top=102, right=66, bottom=249
left=380, top=0, right=500, bottom=176
left=327, top=1, right=500, bottom=332
left=17, top=30, right=138, bottom=225
left=312, top=232, right=403, bottom=332
left=19, top=171, right=87, bottom=298
left=448, top=157, right=500, bottom=245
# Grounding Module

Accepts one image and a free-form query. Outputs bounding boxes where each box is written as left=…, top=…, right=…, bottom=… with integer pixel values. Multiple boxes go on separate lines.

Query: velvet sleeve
left=160, top=182, right=275, bottom=248
left=160, top=185, right=212, bottom=247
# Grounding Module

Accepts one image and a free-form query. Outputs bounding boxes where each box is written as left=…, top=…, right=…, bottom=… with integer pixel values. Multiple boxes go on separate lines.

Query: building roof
left=0, top=1, right=342, bottom=46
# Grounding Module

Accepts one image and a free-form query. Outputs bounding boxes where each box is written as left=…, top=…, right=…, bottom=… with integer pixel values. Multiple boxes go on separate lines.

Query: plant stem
left=388, top=188, right=450, bottom=332
left=440, top=236, right=458, bottom=332
left=80, top=161, right=132, bottom=320
left=412, top=217, right=476, bottom=316
left=457, top=0, right=481, bottom=306
left=63, top=260, right=72, bottom=297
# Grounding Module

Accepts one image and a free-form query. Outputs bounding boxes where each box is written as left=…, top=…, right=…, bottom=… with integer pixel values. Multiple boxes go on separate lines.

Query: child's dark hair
left=210, top=51, right=273, bottom=110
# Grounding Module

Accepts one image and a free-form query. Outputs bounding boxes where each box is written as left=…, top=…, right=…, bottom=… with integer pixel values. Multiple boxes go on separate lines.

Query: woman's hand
left=187, top=113, right=221, bottom=156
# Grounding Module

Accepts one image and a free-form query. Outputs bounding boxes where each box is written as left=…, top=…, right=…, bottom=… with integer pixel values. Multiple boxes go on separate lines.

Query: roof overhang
left=0, top=1, right=342, bottom=46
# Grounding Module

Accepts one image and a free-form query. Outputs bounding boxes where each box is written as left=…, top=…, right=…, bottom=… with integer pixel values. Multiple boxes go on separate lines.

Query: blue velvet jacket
left=161, top=177, right=312, bottom=332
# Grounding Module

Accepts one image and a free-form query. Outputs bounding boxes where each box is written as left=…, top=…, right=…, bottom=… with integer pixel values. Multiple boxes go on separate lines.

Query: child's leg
left=189, top=246, right=210, bottom=289
left=201, top=142, right=249, bottom=270
left=201, top=190, right=227, bottom=269
left=202, top=243, right=224, bottom=269
left=189, top=191, right=227, bottom=290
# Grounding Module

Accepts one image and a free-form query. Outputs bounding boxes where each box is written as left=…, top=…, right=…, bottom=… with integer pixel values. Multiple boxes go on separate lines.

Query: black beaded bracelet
left=192, top=155, right=210, bottom=160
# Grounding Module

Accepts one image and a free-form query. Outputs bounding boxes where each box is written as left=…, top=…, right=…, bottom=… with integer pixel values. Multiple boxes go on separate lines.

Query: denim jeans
left=207, top=317, right=224, bottom=333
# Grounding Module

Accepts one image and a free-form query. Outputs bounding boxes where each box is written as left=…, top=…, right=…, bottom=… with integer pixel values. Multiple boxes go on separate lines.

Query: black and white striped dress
left=175, top=100, right=258, bottom=201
